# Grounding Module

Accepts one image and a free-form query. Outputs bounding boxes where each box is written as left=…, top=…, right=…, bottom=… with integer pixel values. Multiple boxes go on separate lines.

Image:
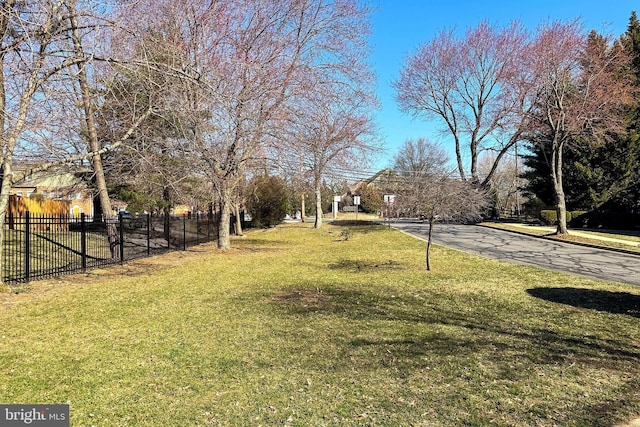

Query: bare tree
left=394, top=137, right=449, bottom=180
left=65, top=0, right=159, bottom=255
left=98, top=18, right=202, bottom=233
left=286, top=91, right=378, bottom=229
left=394, top=21, right=533, bottom=187
left=528, top=22, right=635, bottom=234
left=0, top=1, right=160, bottom=271
left=393, top=139, right=487, bottom=270
left=117, top=0, right=376, bottom=248
left=0, top=1, right=107, bottom=281
left=478, top=152, right=520, bottom=217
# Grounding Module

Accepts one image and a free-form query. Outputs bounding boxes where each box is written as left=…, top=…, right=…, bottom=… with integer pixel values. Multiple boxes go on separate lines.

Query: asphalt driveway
left=392, top=221, right=640, bottom=286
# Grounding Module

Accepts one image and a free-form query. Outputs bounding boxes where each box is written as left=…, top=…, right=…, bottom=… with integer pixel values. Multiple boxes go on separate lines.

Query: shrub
left=523, top=197, right=547, bottom=219
left=540, top=209, right=577, bottom=226
left=569, top=211, right=589, bottom=228
left=358, top=183, right=383, bottom=214
left=244, top=175, right=290, bottom=228
left=340, top=229, right=352, bottom=241
left=539, top=210, right=557, bottom=225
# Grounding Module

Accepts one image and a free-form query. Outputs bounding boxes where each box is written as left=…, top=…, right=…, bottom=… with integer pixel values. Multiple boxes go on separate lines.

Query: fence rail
left=3, top=212, right=218, bottom=284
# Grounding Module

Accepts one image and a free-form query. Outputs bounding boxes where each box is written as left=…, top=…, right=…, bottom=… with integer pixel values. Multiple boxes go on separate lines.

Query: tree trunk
left=163, top=186, right=171, bottom=244
left=233, top=202, right=243, bottom=236
left=0, top=165, right=13, bottom=286
left=217, top=186, right=232, bottom=250
left=551, top=143, right=568, bottom=235
left=314, top=185, right=323, bottom=229
left=554, top=183, right=568, bottom=234
left=300, top=193, right=306, bottom=223
left=454, top=136, right=466, bottom=181
left=426, top=214, right=434, bottom=271
left=69, top=6, right=118, bottom=253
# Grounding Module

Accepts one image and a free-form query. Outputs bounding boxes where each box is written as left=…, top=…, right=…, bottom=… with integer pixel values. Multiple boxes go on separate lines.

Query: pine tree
left=625, top=11, right=640, bottom=80
left=614, top=11, right=640, bottom=218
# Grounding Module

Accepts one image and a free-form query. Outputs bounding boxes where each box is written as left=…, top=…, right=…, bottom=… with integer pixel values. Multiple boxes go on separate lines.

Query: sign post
left=333, top=196, right=341, bottom=220
left=383, top=194, right=395, bottom=228
left=353, top=195, right=360, bottom=221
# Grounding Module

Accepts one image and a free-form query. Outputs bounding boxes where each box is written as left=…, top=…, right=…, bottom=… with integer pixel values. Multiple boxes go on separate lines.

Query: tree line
left=394, top=14, right=640, bottom=234
left=520, top=16, right=640, bottom=230
left=0, top=0, right=379, bottom=279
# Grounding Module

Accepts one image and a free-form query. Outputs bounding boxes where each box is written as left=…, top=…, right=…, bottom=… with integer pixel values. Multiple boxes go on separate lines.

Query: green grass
left=480, top=222, right=553, bottom=236
left=1, top=222, right=640, bottom=426
left=581, top=229, right=640, bottom=243
left=481, top=222, right=640, bottom=253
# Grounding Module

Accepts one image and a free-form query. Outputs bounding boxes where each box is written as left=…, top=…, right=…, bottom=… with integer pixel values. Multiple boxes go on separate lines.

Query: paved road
left=392, top=221, right=640, bottom=286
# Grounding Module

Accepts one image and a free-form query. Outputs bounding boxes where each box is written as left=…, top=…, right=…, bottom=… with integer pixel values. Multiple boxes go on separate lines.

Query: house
left=339, top=168, right=398, bottom=210
left=10, top=167, right=95, bottom=218
left=350, top=168, right=398, bottom=194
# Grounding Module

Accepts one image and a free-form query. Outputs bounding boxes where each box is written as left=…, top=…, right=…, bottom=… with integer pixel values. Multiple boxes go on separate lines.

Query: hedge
left=539, top=209, right=583, bottom=226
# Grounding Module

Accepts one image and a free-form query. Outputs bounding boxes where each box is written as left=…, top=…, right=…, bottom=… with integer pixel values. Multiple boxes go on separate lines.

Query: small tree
left=393, top=139, right=488, bottom=270
left=244, top=175, right=290, bottom=228
left=418, top=177, right=487, bottom=271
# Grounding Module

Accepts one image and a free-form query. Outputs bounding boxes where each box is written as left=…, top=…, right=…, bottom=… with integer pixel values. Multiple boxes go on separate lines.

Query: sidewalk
left=489, top=223, right=640, bottom=252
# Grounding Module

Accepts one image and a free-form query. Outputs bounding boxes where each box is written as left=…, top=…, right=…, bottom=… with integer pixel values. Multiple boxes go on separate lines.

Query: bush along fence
left=2, top=212, right=218, bottom=284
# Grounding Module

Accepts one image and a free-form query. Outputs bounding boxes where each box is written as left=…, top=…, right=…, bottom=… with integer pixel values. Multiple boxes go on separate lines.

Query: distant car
left=118, top=211, right=133, bottom=219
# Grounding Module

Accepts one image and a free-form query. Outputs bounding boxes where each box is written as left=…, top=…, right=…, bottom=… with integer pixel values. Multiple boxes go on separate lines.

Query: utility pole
left=515, top=142, right=521, bottom=219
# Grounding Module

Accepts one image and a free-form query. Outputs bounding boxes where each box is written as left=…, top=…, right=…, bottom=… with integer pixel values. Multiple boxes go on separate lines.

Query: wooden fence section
left=7, top=195, right=71, bottom=231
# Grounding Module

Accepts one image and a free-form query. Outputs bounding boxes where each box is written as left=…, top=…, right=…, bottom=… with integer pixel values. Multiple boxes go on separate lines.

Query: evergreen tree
left=357, top=183, right=383, bottom=214
left=625, top=11, right=640, bottom=80
left=244, top=175, right=290, bottom=228
left=617, top=11, right=640, bottom=216
left=521, top=139, right=595, bottom=211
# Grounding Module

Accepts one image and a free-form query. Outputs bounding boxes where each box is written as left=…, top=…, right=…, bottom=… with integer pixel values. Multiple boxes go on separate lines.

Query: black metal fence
left=3, top=212, right=218, bottom=284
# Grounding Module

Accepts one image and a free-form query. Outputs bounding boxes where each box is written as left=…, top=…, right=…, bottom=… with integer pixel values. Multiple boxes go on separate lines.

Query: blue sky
left=368, top=0, right=638, bottom=172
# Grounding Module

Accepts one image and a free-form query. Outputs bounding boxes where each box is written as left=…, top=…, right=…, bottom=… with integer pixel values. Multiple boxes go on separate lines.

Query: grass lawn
left=480, top=222, right=640, bottom=254
left=1, top=222, right=640, bottom=426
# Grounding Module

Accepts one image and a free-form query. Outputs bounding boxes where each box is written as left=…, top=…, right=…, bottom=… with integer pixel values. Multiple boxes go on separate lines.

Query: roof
left=13, top=167, right=92, bottom=190
left=350, top=168, right=398, bottom=193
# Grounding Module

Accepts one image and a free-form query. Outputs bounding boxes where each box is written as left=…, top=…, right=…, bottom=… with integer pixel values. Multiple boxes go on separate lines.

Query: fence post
left=119, top=214, right=124, bottom=264
left=147, top=214, right=151, bottom=257
left=24, top=211, right=30, bottom=282
left=196, top=214, right=199, bottom=245
left=183, top=215, right=186, bottom=251
left=81, top=213, right=87, bottom=272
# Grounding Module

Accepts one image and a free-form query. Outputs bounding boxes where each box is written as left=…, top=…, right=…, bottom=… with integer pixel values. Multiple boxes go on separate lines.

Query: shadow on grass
left=271, top=285, right=640, bottom=365
left=327, top=258, right=403, bottom=272
left=527, top=287, right=640, bottom=318
left=266, top=284, right=640, bottom=425
left=327, top=220, right=385, bottom=234
left=233, top=238, right=290, bottom=251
